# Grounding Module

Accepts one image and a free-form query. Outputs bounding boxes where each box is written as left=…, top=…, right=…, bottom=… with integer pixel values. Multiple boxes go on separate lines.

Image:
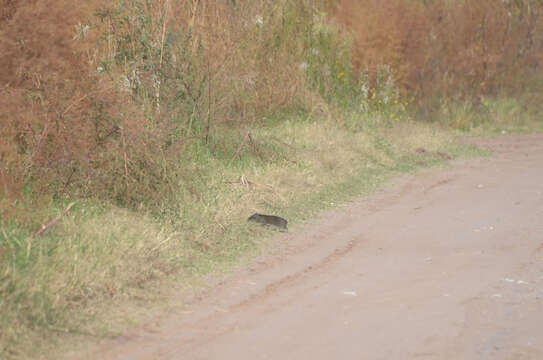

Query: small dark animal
left=248, top=213, right=288, bottom=232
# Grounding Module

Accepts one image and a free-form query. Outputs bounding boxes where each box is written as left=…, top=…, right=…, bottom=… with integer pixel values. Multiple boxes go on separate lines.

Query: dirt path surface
left=75, top=134, right=543, bottom=360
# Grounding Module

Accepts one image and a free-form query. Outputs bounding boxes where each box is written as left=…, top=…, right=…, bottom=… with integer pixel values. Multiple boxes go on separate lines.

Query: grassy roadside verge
left=1, top=112, right=489, bottom=359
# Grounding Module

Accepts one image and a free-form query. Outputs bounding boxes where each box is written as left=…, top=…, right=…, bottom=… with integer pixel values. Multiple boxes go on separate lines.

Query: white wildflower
left=255, top=15, right=263, bottom=27
left=73, top=23, right=90, bottom=40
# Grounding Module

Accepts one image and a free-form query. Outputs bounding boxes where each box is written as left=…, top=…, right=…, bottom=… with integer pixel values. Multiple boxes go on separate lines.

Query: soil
left=72, top=134, right=543, bottom=360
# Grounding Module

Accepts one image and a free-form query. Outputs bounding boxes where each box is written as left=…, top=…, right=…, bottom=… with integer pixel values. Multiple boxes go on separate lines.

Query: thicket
left=1, top=0, right=347, bottom=221
left=1, top=0, right=542, bottom=222
left=335, top=0, right=543, bottom=117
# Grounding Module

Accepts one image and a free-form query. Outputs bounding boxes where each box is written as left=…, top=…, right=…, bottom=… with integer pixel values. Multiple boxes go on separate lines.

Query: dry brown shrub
left=0, top=0, right=317, bottom=221
left=334, top=0, right=430, bottom=92
left=423, top=0, right=543, bottom=99
left=0, top=0, right=138, bottom=218
left=333, top=0, right=543, bottom=103
left=179, top=0, right=311, bottom=123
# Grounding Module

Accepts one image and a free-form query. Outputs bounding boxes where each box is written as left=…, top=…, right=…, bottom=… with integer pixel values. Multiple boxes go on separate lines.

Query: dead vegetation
left=0, top=0, right=320, bottom=221
left=334, top=0, right=543, bottom=105
left=1, top=0, right=541, bottom=219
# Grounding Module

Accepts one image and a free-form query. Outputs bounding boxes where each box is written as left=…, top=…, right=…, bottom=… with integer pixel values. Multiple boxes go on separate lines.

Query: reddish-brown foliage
left=0, top=0, right=315, bottom=221
left=335, top=0, right=430, bottom=91
left=334, top=0, right=543, bottom=101
left=0, top=0, right=136, bottom=217
left=2, top=0, right=541, bottom=221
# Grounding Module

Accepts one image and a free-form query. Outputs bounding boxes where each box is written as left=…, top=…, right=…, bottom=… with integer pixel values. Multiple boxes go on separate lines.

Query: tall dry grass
left=0, top=0, right=325, bottom=222
left=334, top=0, right=543, bottom=107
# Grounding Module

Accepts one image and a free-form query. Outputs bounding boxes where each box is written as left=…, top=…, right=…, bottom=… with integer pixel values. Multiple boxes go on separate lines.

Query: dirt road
left=77, top=134, right=543, bottom=360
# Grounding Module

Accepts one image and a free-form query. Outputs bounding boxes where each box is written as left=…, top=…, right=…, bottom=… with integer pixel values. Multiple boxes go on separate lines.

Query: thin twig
left=157, top=0, right=170, bottom=113
left=60, top=167, right=77, bottom=195
left=60, top=85, right=115, bottom=118
left=204, top=54, right=212, bottom=145
left=228, top=176, right=286, bottom=202
left=31, top=202, right=75, bottom=239
left=120, top=126, right=130, bottom=204
left=228, top=130, right=250, bottom=166
left=247, top=133, right=266, bottom=162
left=159, top=0, right=169, bottom=69
left=149, top=232, right=180, bottom=253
